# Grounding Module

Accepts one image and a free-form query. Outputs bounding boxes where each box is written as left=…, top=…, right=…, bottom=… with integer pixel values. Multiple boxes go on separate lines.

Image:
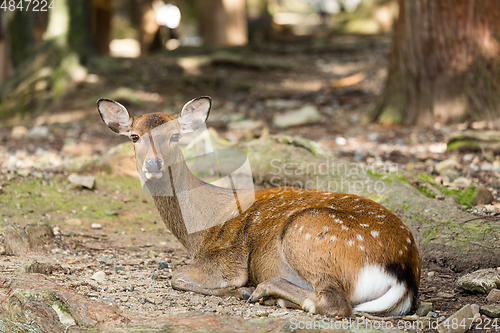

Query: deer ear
left=97, top=99, right=134, bottom=136
left=177, top=96, right=211, bottom=134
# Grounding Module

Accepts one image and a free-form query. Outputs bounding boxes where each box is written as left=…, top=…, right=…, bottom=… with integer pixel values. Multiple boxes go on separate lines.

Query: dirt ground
left=1, top=34, right=499, bottom=331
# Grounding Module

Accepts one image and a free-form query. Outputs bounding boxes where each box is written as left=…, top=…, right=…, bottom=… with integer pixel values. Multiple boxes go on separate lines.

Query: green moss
left=418, top=185, right=436, bottom=198
left=402, top=203, right=411, bottom=210
left=440, top=186, right=478, bottom=208
left=1, top=174, right=158, bottom=231
left=392, top=174, right=410, bottom=183
left=367, top=170, right=393, bottom=183
left=447, top=140, right=479, bottom=151
left=415, top=173, right=436, bottom=185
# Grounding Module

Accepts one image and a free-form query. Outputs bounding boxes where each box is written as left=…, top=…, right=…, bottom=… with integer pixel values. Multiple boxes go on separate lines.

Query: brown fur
left=97, top=99, right=421, bottom=317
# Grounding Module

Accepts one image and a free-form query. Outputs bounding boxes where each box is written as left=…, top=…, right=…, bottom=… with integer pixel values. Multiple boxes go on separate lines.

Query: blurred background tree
left=372, top=0, right=500, bottom=126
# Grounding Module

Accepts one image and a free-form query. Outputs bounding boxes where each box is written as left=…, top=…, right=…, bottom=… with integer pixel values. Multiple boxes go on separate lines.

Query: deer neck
left=150, top=161, right=233, bottom=256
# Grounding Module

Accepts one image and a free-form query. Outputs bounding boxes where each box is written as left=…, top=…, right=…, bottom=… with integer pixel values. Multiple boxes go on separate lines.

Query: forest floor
left=0, top=34, right=499, bottom=331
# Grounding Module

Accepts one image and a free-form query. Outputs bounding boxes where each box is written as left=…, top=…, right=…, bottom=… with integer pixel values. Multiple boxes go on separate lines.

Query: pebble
left=68, top=174, right=95, bottom=189
left=437, top=304, right=474, bottom=333
left=480, top=305, right=500, bottom=318
left=151, top=273, right=158, bottom=280
left=427, top=271, right=436, bottom=277
left=416, top=302, right=433, bottom=316
left=28, top=126, right=49, bottom=138
left=157, top=261, right=169, bottom=270
left=486, top=289, right=500, bottom=303
left=11, top=126, right=29, bottom=139
left=335, top=137, right=347, bottom=145
left=91, top=223, right=102, bottom=229
left=426, top=311, right=437, bottom=317
left=272, top=105, right=321, bottom=128
left=91, top=271, right=106, bottom=282
left=66, top=218, right=82, bottom=226
left=457, top=268, right=500, bottom=294
left=114, top=266, right=125, bottom=273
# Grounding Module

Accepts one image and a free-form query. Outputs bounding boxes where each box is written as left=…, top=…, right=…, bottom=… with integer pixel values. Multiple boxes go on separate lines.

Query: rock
left=368, top=132, right=379, bottom=141
left=437, top=304, right=474, bottom=333
left=66, top=218, right=82, bottom=226
left=11, top=126, right=29, bottom=139
left=27, top=125, right=49, bottom=138
left=335, top=137, right=347, bottom=145
left=450, top=177, right=471, bottom=189
left=114, top=266, right=125, bottom=273
left=17, top=169, right=32, bottom=177
left=436, top=158, right=461, bottom=175
left=21, top=260, right=60, bottom=275
left=436, top=292, right=455, bottom=299
left=480, top=304, right=500, bottom=318
left=91, top=271, right=106, bottom=282
left=471, top=303, right=480, bottom=315
left=272, top=105, right=321, bottom=128
left=426, top=311, right=438, bottom=317
left=428, top=271, right=436, bottom=277
left=227, top=119, right=267, bottom=141
left=416, top=302, right=433, bottom=316
left=486, top=289, right=500, bottom=303
left=4, top=223, right=55, bottom=255
left=68, top=174, right=95, bottom=189
left=91, top=223, right=102, bottom=229
left=457, top=268, right=500, bottom=294
left=157, top=261, right=169, bottom=270
left=475, top=187, right=494, bottom=205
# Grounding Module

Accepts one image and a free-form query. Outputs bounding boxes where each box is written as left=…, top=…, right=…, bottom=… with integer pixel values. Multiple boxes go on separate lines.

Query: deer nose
left=145, top=158, right=163, bottom=173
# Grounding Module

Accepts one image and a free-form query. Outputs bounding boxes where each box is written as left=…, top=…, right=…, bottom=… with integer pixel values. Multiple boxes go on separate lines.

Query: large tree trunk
left=197, top=0, right=248, bottom=46
left=372, top=0, right=500, bottom=126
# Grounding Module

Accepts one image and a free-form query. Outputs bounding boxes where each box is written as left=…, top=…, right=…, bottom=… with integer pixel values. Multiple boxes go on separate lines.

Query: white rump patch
left=352, top=264, right=411, bottom=316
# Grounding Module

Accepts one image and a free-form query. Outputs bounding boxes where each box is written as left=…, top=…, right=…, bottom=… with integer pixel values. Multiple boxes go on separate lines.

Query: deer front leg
left=248, top=277, right=352, bottom=317
left=171, top=263, right=254, bottom=300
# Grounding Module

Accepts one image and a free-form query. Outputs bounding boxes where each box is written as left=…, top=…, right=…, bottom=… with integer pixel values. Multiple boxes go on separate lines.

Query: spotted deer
left=97, top=96, right=421, bottom=317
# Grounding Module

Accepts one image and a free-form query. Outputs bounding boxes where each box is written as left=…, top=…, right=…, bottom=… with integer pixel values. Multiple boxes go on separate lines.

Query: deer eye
left=130, top=134, right=140, bottom=143
left=171, top=133, right=180, bottom=142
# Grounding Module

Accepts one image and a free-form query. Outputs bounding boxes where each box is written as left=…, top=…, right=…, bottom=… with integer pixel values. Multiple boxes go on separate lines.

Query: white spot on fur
left=341, top=225, right=349, bottom=231
left=330, top=235, right=337, bottom=242
left=352, top=264, right=411, bottom=316
left=406, top=238, right=411, bottom=244
left=299, top=226, right=303, bottom=232
left=305, top=233, right=311, bottom=240
left=329, top=214, right=336, bottom=218
left=399, top=250, right=403, bottom=255
left=348, top=215, right=355, bottom=219
left=347, top=240, right=354, bottom=246
left=371, top=230, right=379, bottom=238
left=360, top=223, right=369, bottom=228
left=356, top=234, right=364, bottom=241
left=359, top=245, right=365, bottom=251
left=341, top=195, right=349, bottom=199
left=334, top=218, right=343, bottom=224
left=353, top=198, right=360, bottom=201
left=323, top=226, right=329, bottom=231
left=375, top=214, right=386, bottom=218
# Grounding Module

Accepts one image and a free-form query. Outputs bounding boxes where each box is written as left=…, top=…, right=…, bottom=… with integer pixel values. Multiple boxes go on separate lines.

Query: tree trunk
left=372, top=0, right=500, bottom=126
left=197, top=0, right=248, bottom=46
left=130, top=0, right=159, bottom=55
left=6, top=9, right=35, bottom=67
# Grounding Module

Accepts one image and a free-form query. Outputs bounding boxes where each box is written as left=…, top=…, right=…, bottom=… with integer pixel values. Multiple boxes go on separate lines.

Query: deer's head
left=97, top=96, right=212, bottom=185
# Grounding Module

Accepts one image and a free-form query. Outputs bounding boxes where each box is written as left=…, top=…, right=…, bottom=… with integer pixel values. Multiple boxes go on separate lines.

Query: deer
left=97, top=96, right=421, bottom=317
